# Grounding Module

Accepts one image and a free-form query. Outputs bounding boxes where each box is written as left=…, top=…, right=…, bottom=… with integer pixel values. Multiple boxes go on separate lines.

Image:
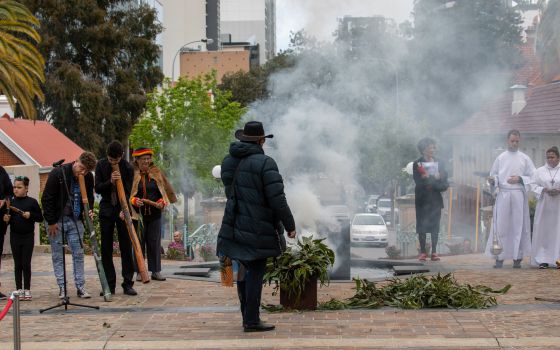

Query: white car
left=350, top=213, right=388, bottom=247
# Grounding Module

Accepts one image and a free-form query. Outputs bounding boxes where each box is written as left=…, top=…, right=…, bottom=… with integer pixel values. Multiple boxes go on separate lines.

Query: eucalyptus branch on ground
left=318, top=273, right=511, bottom=310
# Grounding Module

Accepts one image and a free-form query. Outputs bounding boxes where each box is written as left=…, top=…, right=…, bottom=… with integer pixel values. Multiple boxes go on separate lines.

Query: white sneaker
left=136, top=273, right=142, bottom=282
left=77, top=287, right=91, bottom=299
left=58, top=287, right=66, bottom=299
left=23, top=290, right=32, bottom=301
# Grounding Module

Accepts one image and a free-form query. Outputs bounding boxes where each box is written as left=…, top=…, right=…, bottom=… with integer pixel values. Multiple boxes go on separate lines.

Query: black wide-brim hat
left=235, top=121, right=274, bottom=141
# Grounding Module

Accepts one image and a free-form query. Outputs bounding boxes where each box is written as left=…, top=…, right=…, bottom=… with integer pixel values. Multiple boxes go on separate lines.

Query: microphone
left=52, top=159, right=65, bottom=167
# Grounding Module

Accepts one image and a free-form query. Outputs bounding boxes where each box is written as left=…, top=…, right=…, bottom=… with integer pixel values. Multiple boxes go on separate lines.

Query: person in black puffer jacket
left=217, top=121, right=296, bottom=333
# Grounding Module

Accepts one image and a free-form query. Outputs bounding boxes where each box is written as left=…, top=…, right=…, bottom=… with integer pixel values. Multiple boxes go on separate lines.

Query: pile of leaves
left=319, top=273, right=511, bottom=310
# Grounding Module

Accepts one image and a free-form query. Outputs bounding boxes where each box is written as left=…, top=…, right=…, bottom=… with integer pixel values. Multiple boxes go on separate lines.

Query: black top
left=413, top=157, right=449, bottom=209
left=94, top=158, right=133, bottom=216
left=41, top=162, right=94, bottom=225
left=136, top=175, right=162, bottom=219
left=8, top=196, right=43, bottom=235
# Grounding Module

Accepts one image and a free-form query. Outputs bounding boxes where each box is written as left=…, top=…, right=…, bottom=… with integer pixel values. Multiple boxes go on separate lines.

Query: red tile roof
left=448, top=81, right=560, bottom=135
left=0, top=116, right=84, bottom=168
left=448, top=35, right=560, bottom=136
left=507, top=81, right=560, bottom=133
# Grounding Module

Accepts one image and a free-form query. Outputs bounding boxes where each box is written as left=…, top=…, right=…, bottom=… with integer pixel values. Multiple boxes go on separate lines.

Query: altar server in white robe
left=531, top=146, right=560, bottom=269
left=486, top=130, right=535, bottom=268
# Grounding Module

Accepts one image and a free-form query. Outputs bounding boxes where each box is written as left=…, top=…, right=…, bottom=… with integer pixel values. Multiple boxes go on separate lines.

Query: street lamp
left=171, top=38, right=214, bottom=83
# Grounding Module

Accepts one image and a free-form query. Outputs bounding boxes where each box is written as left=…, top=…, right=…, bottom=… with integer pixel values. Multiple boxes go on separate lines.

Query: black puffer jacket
left=217, top=142, right=295, bottom=261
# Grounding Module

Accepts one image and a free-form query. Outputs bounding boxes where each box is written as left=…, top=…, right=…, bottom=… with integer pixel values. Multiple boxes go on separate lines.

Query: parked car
left=350, top=213, right=388, bottom=247
left=376, top=198, right=398, bottom=225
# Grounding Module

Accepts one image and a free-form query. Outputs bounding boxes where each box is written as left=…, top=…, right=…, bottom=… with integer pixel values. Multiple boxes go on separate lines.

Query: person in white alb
left=485, top=129, right=535, bottom=268
left=530, top=146, right=560, bottom=269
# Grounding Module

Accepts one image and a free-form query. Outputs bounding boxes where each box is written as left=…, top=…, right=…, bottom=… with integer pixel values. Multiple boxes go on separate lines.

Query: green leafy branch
left=319, top=273, right=511, bottom=310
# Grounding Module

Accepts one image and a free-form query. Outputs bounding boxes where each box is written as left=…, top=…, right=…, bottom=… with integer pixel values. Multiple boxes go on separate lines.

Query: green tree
left=129, top=72, right=245, bottom=195
left=410, top=0, right=523, bottom=133
left=0, top=0, right=44, bottom=120
left=219, top=51, right=296, bottom=107
left=537, top=0, right=560, bottom=82
left=21, top=0, right=163, bottom=155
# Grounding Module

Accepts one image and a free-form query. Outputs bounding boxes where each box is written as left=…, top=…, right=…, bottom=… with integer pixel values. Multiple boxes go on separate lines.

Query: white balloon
left=404, top=162, right=414, bottom=175
left=212, top=165, right=221, bottom=179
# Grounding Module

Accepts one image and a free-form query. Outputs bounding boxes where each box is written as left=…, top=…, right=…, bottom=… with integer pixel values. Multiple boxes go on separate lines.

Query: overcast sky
left=275, top=0, right=415, bottom=51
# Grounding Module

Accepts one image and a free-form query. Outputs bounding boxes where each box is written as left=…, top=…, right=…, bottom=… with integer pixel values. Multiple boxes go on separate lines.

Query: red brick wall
left=0, top=142, right=24, bottom=166
left=39, top=173, right=49, bottom=193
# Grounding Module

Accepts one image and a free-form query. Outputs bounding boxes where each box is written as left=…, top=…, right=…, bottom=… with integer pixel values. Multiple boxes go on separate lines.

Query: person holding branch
left=130, top=147, right=177, bottom=281
left=41, top=152, right=97, bottom=299
left=95, top=141, right=137, bottom=295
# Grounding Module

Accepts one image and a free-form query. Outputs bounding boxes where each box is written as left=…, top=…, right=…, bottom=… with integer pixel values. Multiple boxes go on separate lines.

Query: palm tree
left=537, top=0, right=560, bottom=82
left=0, top=0, right=44, bottom=119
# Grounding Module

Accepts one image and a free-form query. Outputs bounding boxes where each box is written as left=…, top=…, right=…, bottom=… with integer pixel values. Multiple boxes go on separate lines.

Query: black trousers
left=134, top=216, right=162, bottom=273
left=237, top=259, right=267, bottom=326
left=100, top=209, right=135, bottom=289
left=10, top=234, right=34, bottom=290
left=418, top=232, right=439, bottom=254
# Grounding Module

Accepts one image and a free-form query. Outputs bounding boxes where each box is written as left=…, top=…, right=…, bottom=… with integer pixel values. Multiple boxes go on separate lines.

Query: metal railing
left=184, top=223, right=218, bottom=259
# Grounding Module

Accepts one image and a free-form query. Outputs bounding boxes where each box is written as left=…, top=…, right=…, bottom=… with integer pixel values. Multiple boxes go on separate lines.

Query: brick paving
left=1, top=252, right=560, bottom=349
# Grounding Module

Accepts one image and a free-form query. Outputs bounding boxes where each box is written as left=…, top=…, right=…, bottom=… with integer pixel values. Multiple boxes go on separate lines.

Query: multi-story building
left=159, top=0, right=275, bottom=80
left=220, top=0, right=276, bottom=64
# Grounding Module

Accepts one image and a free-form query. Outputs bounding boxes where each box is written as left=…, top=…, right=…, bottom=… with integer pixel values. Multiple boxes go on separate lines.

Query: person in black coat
left=3, top=176, right=43, bottom=300
left=0, top=165, right=13, bottom=300
left=41, top=152, right=96, bottom=299
left=95, top=141, right=136, bottom=296
left=217, top=121, right=296, bottom=333
left=413, top=138, right=449, bottom=262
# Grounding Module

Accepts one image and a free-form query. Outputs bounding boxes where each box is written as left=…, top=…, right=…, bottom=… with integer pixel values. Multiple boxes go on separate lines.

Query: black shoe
left=513, top=259, right=522, bottom=269
left=244, top=321, right=275, bottom=332
left=539, top=263, right=549, bottom=269
left=0, top=291, right=7, bottom=300
left=100, top=289, right=115, bottom=297
left=123, top=286, right=137, bottom=296
left=493, top=260, right=504, bottom=268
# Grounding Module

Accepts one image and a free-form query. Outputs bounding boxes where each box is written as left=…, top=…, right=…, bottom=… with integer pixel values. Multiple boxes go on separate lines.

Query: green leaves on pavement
left=319, top=273, right=511, bottom=310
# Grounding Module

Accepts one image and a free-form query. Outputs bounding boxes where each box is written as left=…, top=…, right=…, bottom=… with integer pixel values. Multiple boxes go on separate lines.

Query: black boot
left=513, top=259, right=522, bottom=268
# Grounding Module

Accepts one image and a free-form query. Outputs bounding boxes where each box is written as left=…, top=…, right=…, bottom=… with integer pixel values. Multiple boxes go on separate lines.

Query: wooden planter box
left=279, top=276, right=317, bottom=310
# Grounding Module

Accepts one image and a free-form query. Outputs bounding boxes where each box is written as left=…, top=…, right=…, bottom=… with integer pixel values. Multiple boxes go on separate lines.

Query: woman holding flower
left=413, top=138, right=449, bottom=261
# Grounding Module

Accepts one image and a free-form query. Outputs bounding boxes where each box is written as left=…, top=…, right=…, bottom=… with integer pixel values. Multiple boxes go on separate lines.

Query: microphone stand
left=40, top=162, right=99, bottom=313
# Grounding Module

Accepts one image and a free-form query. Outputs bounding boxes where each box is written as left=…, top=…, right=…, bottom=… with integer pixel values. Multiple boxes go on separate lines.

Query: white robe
left=530, top=163, right=560, bottom=266
left=485, top=150, right=535, bottom=260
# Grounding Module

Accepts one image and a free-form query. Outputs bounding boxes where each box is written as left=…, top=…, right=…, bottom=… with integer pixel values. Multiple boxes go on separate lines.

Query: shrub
left=167, top=241, right=187, bottom=260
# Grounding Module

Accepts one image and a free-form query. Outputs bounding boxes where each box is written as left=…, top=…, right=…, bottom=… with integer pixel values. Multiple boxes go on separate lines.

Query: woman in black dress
left=413, top=138, right=449, bottom=261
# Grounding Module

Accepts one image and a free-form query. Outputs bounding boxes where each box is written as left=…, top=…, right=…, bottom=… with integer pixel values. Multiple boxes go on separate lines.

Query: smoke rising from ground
left=242, top=1, right=527, bottom=244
